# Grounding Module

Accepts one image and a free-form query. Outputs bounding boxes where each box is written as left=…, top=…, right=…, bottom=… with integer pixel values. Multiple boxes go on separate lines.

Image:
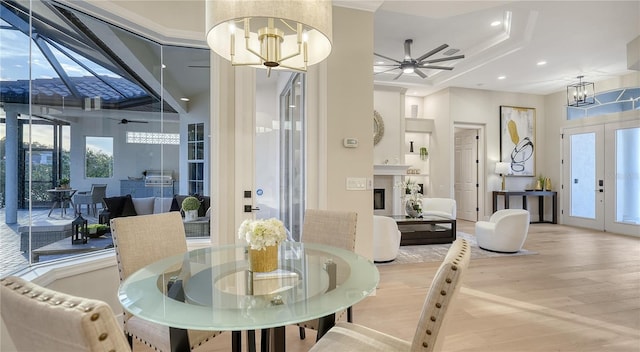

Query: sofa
left=102, top=194, right=211, bottom=237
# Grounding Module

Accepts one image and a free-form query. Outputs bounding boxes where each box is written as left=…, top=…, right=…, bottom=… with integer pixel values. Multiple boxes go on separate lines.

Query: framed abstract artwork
left=500, top=106, right=536, bottom=176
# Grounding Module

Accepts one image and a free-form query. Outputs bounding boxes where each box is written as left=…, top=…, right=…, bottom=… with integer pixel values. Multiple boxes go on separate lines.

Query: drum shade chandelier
left=206, top=0, right=333, bottom=76
left=567, top=75, right=595, bottom=107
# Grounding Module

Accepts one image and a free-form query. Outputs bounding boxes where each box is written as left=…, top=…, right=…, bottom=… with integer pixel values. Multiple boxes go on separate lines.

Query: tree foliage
left=85, top=148, right=113, bottom=178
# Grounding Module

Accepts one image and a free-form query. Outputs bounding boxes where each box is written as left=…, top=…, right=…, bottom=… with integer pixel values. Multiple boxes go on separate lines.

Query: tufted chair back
left=301, top=209, right=358, bottom=250
left=410, top=238, right=471, bottom=351
left=1, top=276, right=131, bottom=352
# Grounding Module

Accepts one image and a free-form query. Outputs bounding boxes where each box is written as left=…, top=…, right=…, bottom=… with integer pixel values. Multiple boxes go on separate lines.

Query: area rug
left=379, top=232, right=537, bottom=265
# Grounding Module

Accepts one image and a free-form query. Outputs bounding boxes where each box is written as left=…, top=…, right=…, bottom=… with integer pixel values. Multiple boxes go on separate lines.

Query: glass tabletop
left=118, top=242, right=379, bottom=331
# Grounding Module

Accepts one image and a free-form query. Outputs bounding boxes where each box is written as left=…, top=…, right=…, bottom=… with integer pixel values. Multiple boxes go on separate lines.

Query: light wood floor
left=136, top=221, right=640, bottom=352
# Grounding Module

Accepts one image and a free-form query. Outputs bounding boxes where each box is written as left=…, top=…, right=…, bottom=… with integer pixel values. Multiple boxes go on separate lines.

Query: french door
left=238, top=69, right=306, bottom=240
left=562, top=120, right=640, bottom=236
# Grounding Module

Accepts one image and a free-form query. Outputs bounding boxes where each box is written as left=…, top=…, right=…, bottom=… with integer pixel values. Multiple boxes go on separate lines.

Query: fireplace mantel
left=373, top=164, right=411, bottom=176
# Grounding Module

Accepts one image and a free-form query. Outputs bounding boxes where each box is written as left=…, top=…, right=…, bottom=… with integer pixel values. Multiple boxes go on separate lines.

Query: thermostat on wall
left=343, top=138, right=359, bottom=148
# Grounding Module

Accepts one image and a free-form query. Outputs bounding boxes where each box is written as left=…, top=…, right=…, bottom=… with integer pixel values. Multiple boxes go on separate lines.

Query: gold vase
left=535, top=180, right=543, bottom=190
left=249, top=245, right=278, bottom=272
left=545, top=177, right=552, bottom=191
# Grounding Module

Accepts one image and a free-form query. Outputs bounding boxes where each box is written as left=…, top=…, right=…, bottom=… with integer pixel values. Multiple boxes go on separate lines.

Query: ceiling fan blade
left=374, top=67, right=400, bottom=75
left=374, top=64, right=401, bottom=67
left=421, top=54, right=465, bottom=64
left=374, top=52, right=402, bottom=64
left=115, top=118, right=148, bottom=124
left=414, top=68, right=427, bottom=78
left=417, top=65, right=454, bottom=71
left=403, top=39, right=413, bottom=59
left=392, top=71, right=404, bottom=80
left=415, top=44, right=449, bottom=62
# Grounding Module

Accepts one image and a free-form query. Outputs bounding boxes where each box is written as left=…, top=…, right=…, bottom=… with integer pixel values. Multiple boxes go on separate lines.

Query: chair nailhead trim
left=13, top=285, right=22, bottom=290
left=91, top=313, right=100, bottom=321
left=84, top=306, right=94, bottom=312
left=451, top=265, right=458, bottom=271
left=423, top=342, right=429, bottom=348
left=426, top=329, right=432, bottom=335
left=445, top=278, right=452, bottom=283
left=430, top=316, right=436, bottom=322
left=440, top=290, right=447, bottom=296
left=98, top=333, right=108, bottom=341
left=22, top=289, right=31, bottom=294
left=435, top=303, right=441, bottom=308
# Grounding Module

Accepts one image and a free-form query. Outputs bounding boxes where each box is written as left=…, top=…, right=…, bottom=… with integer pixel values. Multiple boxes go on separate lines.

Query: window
left=126, top=132, right=180, bottom=145
left=85, top=137, right=113, bottom=178
left=187, top=123, right=204, bottom=195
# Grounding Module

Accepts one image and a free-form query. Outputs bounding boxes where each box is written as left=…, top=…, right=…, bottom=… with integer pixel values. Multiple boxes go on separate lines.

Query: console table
left=492, top=190, right=557, bottom=224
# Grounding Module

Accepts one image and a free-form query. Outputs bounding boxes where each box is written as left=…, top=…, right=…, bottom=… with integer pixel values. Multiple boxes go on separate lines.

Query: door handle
left=243, top=205, right=261, bottom=212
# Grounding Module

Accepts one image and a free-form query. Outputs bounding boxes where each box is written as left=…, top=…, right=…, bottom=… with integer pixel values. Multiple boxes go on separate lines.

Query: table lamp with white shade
left=495, top=162, right=511, bottom=191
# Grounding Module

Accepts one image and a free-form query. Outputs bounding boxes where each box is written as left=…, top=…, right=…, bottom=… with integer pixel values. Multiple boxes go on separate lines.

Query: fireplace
left=373, top=189, right=385, bottom=209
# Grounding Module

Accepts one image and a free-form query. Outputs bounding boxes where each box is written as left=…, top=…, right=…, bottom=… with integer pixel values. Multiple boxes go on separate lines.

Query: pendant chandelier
left=206, top=0, right=333, bottom=76
left=567, top=75, right=595, bottom=107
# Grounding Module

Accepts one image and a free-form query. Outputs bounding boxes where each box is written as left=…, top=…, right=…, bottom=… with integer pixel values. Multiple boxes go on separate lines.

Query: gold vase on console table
left=545, top=177, right=552, bottom=191
left=249, top=245, right=278, bottom=272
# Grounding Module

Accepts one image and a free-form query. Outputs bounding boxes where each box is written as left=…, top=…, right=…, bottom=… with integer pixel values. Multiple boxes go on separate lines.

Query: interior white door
left=562, top=125, right=605, bottom=230
left=454, top=129, right=478, bottom=221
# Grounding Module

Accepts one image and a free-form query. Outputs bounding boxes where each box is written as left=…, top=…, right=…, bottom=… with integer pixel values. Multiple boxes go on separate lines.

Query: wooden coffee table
left=391, top=215, right=457, bottom=245
left=31, top=234, right=113, bottom=262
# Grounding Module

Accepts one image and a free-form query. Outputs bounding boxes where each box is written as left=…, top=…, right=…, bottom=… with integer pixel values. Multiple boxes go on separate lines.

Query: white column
left=5, top=110, right=18, bottom=224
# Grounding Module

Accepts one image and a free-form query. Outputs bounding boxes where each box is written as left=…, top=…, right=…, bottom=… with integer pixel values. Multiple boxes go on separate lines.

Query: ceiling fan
left=374, top=39, right=465, bottom=80
left=109, top=118, right=148, bottom=124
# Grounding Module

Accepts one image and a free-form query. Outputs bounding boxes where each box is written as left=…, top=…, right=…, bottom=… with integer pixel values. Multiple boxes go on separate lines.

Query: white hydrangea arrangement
left=238, top=218, right=287, bottom=250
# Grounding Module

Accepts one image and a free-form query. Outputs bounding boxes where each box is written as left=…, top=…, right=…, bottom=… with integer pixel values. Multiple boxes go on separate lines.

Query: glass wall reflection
left=0, top=0, right=211, bottom=276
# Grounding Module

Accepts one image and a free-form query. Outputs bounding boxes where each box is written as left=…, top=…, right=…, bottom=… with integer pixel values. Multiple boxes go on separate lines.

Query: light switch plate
left=346, top=177, right=367, bottom=190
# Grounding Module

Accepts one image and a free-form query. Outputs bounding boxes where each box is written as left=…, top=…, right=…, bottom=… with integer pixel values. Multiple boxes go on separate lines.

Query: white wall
left=373, top=87, right=404, bottom=165
left=323, top=6, right=374, bottom=258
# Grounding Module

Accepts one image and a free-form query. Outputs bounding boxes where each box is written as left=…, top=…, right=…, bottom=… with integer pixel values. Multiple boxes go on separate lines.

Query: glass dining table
left=118, top=241, right=379, bottom=352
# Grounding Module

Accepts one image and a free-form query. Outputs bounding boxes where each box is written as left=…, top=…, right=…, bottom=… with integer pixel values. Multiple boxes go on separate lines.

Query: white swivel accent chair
left=373, top=215, right=401, bottom=263
left=422, top=198, right=456, bottom=219
left=475, top=209, right=530, bottom=253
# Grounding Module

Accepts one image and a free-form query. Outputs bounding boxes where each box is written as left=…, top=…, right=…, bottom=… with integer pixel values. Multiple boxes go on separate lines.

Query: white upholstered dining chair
left=110, top=212, right=222, bottom=352
left=1, top=276, right=131, bottom=352
left=296, top=209, right=358, bottom=340
left=309, top=238, right=471, bottom=352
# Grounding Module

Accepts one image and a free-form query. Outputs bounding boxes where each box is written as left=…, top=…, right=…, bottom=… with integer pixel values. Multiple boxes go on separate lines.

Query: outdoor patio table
left=46, top=189, right=77, bottom=217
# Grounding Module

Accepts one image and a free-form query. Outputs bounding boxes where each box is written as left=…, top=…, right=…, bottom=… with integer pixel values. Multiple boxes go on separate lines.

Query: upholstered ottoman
left=19, top=222, right=73, bottom=252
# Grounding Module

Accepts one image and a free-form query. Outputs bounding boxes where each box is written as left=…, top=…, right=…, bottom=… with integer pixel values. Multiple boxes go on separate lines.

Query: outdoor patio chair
left=73, top=184, right=107, bottom=216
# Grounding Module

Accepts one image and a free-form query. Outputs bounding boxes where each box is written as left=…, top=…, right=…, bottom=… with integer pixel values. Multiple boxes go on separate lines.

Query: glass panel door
left=563, top=120, right=640, bottom=236
left=604, top=120, right=640, bottom=236
left=562, top=125, right=604, bottom=230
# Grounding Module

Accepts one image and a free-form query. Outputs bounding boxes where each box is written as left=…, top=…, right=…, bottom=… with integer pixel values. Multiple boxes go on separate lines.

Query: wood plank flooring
left=136, top=221, right=640, bottom=352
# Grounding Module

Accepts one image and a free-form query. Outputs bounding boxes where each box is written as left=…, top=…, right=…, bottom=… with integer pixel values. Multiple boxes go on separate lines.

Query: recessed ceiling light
left=180, top=97, right=190, bottom=102
left=537, top=61, right=547, bottom=66
left=491, top=21, right=501, bottom=27
left=498, top=76, right=506, bottom=80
